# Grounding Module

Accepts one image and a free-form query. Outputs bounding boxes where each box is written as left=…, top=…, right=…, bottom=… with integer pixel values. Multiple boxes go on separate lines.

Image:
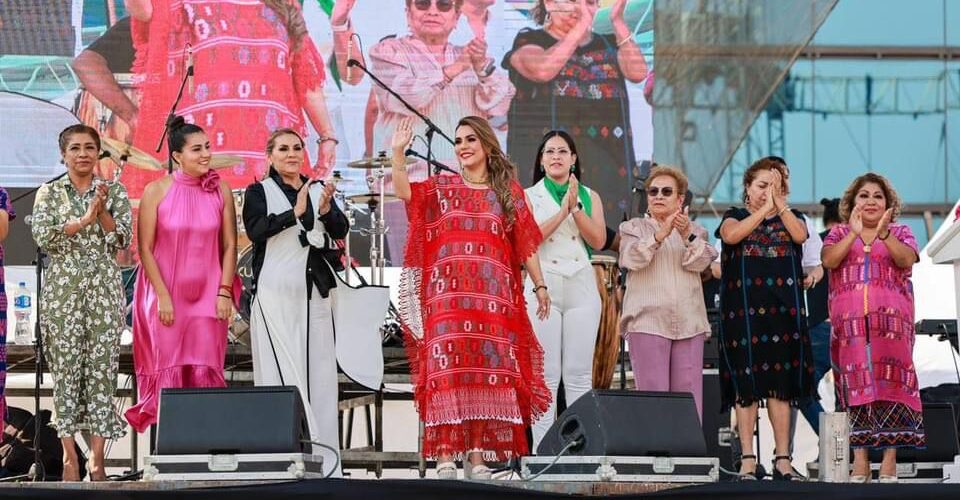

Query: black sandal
left=771, top=455, right=806, bottom=481
left=737, top=454, right=763, bottom=481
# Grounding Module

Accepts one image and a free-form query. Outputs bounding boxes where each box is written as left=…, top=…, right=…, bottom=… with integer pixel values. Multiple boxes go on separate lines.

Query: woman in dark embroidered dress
left=716, top=158, right=816, bottom=481
left=502, top=0, right=648, bottom=222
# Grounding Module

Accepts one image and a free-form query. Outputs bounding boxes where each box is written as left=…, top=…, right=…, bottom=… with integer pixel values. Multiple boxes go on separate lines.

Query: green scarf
left=542, top=177, right=594, bottom=256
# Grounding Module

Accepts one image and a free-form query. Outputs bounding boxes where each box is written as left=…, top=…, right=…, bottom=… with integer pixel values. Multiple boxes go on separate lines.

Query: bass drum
left=229, top=245, right=255, bottom=345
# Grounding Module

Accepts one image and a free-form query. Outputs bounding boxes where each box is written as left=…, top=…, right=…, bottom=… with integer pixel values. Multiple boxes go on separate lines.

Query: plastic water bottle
left=13, top=282, right=32, bottom=345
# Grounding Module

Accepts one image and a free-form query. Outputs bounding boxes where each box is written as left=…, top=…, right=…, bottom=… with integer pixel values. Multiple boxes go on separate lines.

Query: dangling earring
left=545, top=12, right=551, bottom=24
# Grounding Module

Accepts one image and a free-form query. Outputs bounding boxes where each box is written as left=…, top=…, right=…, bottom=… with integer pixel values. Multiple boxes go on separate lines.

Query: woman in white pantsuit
left=524, top=130, right=606, bottom=451
left=242, top=129, right=349, bottom=477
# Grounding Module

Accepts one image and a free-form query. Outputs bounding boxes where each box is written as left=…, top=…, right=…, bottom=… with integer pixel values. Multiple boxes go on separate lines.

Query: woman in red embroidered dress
left=123, top=0, right=340, bottom=196
left=391, top=116, right=552, bottom=480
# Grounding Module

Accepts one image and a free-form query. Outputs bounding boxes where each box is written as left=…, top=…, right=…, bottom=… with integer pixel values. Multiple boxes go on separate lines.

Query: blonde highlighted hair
left=262, top=0, right=309, bottom=51
left=456, top=116, right=519, bottom=227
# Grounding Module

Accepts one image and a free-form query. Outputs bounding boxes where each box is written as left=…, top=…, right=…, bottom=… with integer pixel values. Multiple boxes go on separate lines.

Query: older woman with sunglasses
left=618, top=166, right=716, bottom=419
left=370, top=0, right=514, bottom=265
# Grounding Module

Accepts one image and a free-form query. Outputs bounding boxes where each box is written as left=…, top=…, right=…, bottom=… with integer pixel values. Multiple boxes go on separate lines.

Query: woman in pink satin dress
left=127, top=118, right=239, bottom=433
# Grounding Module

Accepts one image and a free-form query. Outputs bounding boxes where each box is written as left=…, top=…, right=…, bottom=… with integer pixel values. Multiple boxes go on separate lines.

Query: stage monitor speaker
left=536, top=390, right=706, bottom=457
left=156, top=386, right=308, bottom=455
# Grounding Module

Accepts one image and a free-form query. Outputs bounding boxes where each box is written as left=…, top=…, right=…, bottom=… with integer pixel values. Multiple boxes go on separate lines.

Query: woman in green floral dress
left=31, top=125, right=131, bottom=481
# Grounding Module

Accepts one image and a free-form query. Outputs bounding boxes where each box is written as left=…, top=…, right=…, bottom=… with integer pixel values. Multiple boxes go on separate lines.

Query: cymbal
left=209, top=155, right=244, bottom=169
left=101, top=137, right=165, bottom=171
left=328, top=177, right=356, bottom=184
left=347, top=192, right=398, bottom=204
left=346, top=156, right=415, bottom=169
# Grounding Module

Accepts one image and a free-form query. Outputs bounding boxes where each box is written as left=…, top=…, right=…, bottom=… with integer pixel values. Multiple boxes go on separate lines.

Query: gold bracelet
left=778, top=206, right=790, bottom=216
left=617, top=36, right=632, bottom=47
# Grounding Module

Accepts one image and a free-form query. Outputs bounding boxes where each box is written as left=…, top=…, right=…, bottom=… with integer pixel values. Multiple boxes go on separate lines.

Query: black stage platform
left=1, top=479, right=960, bottom=499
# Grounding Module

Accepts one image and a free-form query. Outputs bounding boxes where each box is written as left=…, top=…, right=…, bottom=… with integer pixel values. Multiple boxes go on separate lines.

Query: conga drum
left=591, top=254, right=622, bottom=389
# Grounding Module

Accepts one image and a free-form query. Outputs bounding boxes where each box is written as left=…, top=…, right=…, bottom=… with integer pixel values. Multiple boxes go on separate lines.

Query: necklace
left=460, top=170, right=488, bottom=185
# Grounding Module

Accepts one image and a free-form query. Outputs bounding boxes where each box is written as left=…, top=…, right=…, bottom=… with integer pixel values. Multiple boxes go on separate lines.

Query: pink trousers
left=626, top=332, right=705, bottom=420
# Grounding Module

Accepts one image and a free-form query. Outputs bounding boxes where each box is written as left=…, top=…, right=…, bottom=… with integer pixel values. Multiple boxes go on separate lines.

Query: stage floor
left=0, top=479, right=959, bottom=499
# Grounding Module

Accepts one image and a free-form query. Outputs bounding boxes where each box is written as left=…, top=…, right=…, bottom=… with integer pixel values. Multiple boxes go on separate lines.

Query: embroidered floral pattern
left=716, top=207, right=816, bottom=411
left=30, top=178, right=131, bottom=438
left=401, top=176, right=548, bottom=461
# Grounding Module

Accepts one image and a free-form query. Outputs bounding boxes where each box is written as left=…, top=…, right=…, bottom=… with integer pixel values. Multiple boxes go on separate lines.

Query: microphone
left=186, top=47, right=195, bottom=95
left=479, top=57, right=496, bottom=78
left=347, top=58, right=362, bottom=68
left=347, top=38, right=354, bottom=81
left=99, top=150, right=111, bottom=160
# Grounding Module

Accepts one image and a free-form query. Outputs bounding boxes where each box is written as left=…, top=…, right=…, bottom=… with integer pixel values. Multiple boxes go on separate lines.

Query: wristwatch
left=687, top=233, right=697, bottom=243
left=571, top=202, right=583, bottom=214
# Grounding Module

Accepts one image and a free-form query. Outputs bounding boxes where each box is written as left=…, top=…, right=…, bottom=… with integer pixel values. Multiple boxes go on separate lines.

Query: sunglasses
left=412, top=0, right=455, bottom=12
left=647, top=187, right=674, bottom=197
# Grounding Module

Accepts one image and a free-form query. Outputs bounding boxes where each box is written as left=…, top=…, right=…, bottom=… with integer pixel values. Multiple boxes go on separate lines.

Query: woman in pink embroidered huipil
left=822, top=173, right=923, bottom=484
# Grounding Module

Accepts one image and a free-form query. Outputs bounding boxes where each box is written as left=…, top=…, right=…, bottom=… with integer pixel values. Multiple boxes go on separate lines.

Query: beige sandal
left=464, top=463, right=492, bottom=480
left=436, top=461, right=457, bottom=480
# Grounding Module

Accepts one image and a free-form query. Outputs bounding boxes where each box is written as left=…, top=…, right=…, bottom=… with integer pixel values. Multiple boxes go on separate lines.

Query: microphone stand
left=404, top=149, right=457, bottom=176
left=10, top=172, right=68, bottom=205
left=28, top=245, right=47, bottom=481
left=155, top=55, right=194, bottom=174
left=347, top=59, right=454, bottom=176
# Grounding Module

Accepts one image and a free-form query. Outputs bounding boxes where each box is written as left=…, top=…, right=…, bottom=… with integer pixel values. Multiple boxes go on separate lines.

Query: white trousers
left=525, top=265, right=601, bottom=452
left=251, top=294, right=342, bottom=477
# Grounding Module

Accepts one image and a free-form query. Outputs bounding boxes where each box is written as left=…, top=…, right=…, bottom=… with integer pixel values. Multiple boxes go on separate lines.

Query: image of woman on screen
left=503, top=0, right=648, bottom=223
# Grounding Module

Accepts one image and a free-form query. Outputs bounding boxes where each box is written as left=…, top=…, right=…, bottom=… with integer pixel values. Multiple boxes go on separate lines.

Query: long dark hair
left=457, top=116, right=519, bottom=227
left=532, top=130, right=582, bottom=185
left=167, top=116, right=205, bottom=159
left=531, top=0, right=548, bottom=25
